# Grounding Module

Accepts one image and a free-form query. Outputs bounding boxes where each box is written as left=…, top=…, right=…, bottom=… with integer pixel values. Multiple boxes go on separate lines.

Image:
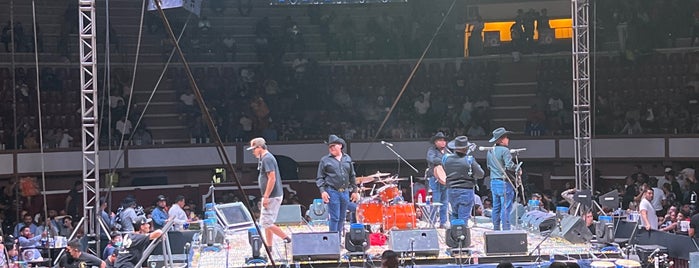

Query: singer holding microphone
left=443, top=136, right=484, bottom=223
left=485, top=127, right=519, bottom=231
left=426, top=132, right=450, bottom=228
left=316, top=135, right=360, bottom=234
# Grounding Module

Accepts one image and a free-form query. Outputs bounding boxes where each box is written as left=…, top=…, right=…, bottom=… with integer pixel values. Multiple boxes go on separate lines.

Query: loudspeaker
left=636, top=245, right=667, bottom=266
left=292, top=232, right=341, bottom=261
left=523, top=210, right=556, bottom=234
left=484, top=230, right=528, bottom=255
left=551, top=214, right=593, bottom=244
left=388, top=229, right=439, bottom=256
left=147, top=254, right=188, bottom=268
left=595, top=222, right=614, bottom=244
left=275, top=204, right=303, bottom=225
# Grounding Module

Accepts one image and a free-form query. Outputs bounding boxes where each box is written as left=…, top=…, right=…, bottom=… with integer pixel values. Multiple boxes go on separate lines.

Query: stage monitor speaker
left=599, top=190, right=620, bottom=210
left=524, top=210, right=556, bottom=234
left=275, top=204, right=303, bottom=225
left=388, top=229, right=439, bottom=256
left=484, top=230, right=528, bottom=255
left=594, top=222, right=614, bottom=244
left=551, top=214, right=593, bottom=244
left=445, top=226, right=471, bottom=248
left=214, top=202, right=254, bottom=232
left=292, top=232, right=341, bottom=261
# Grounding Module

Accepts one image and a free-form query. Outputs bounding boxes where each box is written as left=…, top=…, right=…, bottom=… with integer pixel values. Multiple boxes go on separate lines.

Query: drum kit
left=354, top=171, right=417, bottom=232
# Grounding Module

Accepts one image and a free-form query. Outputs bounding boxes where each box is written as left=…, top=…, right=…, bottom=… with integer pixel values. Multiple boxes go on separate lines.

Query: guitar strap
left=486, top=149, right=518, bottom=190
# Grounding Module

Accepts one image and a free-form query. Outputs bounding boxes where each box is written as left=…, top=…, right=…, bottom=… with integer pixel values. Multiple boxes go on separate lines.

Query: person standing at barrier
left=151, top=195, right=168, bottom=230
left=487, top=127, right=519, bottom=231
left=113, top=216, right=163, bottom=268
left=639, top=188, right=658, bottom=230
left=316, top=135, right=359, bottom=233
left=426, top=131, right=449, bottom=228
left=248, top=137, right=291, bottom=247
left=443, top=136, right=484, bottom=223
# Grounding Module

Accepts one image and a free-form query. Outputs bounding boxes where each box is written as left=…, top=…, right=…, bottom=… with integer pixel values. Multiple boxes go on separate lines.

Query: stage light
left=445, top=219, right=471, bottom=249
left=245, top=228, right=267, bottom=264
left=344, top=223, right=369, bottom=252
left=306, top=198, right=328, bottom=223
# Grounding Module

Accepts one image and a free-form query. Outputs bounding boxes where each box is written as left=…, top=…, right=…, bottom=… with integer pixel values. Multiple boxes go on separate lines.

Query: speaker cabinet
left=523, top=210, right=556, bottom=234
left=484, top=31, right=501, bottom=47
left=388, top=229, right=439, bottom=256
left=484, top=230, right=528, bottom=255
left=275, top=204, right=303, bottom=225
left=292, top=232, right=341, bottom=261
left=551, top=214, right=593, bottom=244
left=445, top=226, right=471, bottom=248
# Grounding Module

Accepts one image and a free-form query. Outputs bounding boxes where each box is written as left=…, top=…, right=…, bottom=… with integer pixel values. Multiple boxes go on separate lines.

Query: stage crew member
left=61, top=238, right=106, bottom=268
left=486, top=127, right=519, bottom=230
left=113, top=216, right=163, bottom=268
left=248, top=137, right=291, bottom=246
left=316, top=135, right=360, bottom=233
left=426, top=131, right=449, bottom=228
left=443, top=136, right=484, bottom=223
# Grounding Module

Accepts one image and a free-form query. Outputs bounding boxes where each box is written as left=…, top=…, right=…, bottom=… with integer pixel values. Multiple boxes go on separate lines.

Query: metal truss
left=572, top=0, right=593, bottom=193
left=78, top=0, right=101, bottom=254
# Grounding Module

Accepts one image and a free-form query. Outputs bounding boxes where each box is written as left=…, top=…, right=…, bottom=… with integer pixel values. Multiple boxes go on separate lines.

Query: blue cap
left=451, top=219, right=465, bottom=226
left=248, top=227, right=258, bottom=234
left=350, top=223, right=364, bottom=229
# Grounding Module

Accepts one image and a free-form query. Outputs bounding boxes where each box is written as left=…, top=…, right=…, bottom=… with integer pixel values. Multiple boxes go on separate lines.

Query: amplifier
left=483, top=230, right=528, bottom=256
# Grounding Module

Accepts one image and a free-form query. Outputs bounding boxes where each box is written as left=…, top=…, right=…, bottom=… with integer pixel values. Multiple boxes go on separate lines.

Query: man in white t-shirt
left=649, top=177, right=666, bottom=214
left=639, top=188, right=658, bottom=230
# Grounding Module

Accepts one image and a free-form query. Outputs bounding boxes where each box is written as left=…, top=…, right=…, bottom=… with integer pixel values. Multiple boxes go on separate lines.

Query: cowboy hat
left=430, top=132, right=448, bottom=143
left=326, top=134, right=346, bottom=148
left=488, top=127, right=513, bottom=143
left=448, top=136, right=472, bottom=150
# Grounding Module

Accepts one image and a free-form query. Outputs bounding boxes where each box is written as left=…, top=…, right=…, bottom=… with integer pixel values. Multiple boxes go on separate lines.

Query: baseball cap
left=665, top=167, right=673, bottom=173
left=156, top=195, right=167, bottom=202
left=133, top=216, right=152, bottom=226
left=246, top=137, right=266, bottom=150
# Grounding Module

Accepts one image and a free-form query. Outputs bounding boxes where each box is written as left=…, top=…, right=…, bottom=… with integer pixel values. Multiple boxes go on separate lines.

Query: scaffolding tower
left=571, top=0, right=593, bottom=193
left=78, top=0, right=101, bottom=254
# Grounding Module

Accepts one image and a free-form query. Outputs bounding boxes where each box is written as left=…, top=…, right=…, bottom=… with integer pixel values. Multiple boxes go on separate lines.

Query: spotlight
left=306, top=198, right=328, bottom=224
left=344, top=223, right=369, bottom=252
left=245, top=227, right=266, bottom=264
left=446, top=219, right=470, bottom=249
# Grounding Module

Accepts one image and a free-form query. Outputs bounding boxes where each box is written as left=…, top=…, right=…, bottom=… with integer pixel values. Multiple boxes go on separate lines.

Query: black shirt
left=57, top=252, right=104, bottom=268
left=690, top=213, right=699, bottom=238
left=114, top=233, right=150, bottom=268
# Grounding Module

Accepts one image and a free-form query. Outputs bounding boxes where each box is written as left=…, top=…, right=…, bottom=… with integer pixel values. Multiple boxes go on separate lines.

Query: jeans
left=449, top=188, right=475, bottom=223
left=428, top=176, right=449, bottom=226
left=347, top=202, right=357, bottom=224
left=326, top=188, right=349, bottom=233
left=491, top=178, right=515, bottom=230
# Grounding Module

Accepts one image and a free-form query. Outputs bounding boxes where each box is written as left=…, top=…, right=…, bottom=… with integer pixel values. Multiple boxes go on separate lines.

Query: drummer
left=443, top=136, right=484, bottom=224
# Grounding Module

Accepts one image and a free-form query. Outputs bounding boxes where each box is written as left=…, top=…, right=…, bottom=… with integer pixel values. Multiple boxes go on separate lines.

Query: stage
left=189, top=220, right=621, bottom=268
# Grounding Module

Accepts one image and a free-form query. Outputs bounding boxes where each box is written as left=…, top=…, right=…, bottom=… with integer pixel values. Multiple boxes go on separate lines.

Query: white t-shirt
left=639, top=198, right=658, bottom=230
left=651, top=187, right=665, bottom=211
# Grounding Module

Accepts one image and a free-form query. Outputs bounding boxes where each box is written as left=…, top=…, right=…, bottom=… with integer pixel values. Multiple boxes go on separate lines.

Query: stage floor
left=190, top=220, right=620, bottom=268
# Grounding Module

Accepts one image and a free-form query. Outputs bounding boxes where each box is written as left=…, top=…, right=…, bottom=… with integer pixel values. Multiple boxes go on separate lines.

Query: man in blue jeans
left=426, top=132, right=449, bottom=228
left=443, top=136, right=484, bottom=223
left=486, top=127, right=519, bottom=230
left=316, top=135, right=360, bottom=234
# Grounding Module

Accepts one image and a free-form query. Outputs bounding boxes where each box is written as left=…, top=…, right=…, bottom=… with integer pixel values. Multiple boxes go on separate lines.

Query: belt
left=491, top=177, right=504, bottom=181
left=328, top=185, right=346, bottom=192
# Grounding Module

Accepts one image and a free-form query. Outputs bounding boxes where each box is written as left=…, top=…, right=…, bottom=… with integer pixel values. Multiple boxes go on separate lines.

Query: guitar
left=504, top=162, right=524, bottom=189
left=434, top=165, right=447, bottom=185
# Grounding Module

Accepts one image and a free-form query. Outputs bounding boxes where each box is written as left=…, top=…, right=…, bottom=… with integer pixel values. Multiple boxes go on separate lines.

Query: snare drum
left=615, top=259, right=641, bottom=268
left=357, top=200, right=384, bottom=224
left=378, top=184, right=400, bottom=203
left=590, top=261, right=615, bottom=268
left=383, top=203, right=416, bottom=230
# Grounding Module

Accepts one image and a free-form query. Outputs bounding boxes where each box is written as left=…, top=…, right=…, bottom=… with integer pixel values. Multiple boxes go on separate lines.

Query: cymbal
left=355, top=176, right=375, bottom=184
left=379, top=177, right=408, bottom=182
left=367, top=171, right=391, bottom=178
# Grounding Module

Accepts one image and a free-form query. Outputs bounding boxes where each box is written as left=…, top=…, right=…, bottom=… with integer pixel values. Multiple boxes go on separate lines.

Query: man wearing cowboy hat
left=443, top=136, right=484, bottom=223
left=316, top=134, right=359, bottom=233
left=426, top=131, right=449, bottom=228
left=486, top=127, right=519, bottom=230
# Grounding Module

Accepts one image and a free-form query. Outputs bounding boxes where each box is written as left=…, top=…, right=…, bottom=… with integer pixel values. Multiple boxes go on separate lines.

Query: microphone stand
left=382, top=143, right=419, bottom=206
left=528, top=230, right=555, bottom=264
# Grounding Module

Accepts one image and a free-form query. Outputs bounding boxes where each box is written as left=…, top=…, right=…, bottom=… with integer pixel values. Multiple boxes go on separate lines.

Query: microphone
left=509, top=148, right=527, bottom=153
left=381, top=141, right=394, bottom=147
left=478, top=146, right=494, bottom=151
